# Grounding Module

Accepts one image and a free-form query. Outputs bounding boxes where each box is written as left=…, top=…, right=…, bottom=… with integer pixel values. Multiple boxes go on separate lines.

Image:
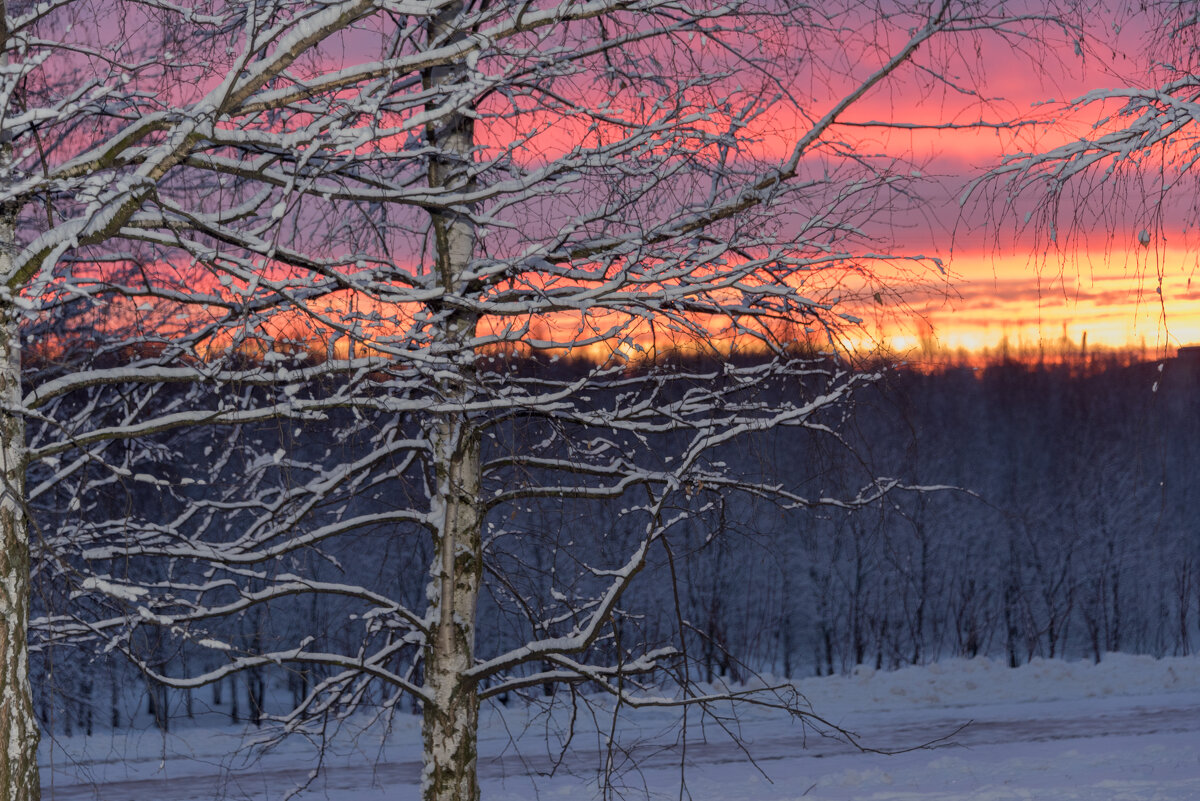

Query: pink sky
left=803, top=12, right=1200, bottom=359
left=57, top=6, right=1196, bottom=362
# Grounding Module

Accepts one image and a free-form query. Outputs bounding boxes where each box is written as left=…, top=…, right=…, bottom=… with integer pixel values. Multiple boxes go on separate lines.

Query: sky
left=461, top=8, right=1200, bottom=366
left=469, top=6, right=1200, bottom=364
left=48, top=3, right=1200, bottom=365
left=839, top=9, right=1200, bottom=360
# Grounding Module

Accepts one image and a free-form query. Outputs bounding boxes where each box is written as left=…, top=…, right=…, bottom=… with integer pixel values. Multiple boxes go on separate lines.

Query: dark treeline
left=27, top=350, right=1200, bottom=735
left=676, top=352, right=1200, bottom=679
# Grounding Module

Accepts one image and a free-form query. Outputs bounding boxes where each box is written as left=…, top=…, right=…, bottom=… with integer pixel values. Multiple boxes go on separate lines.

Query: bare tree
left=0, top=3, right=434, bottom=798
left=23, top=2, right=1084, bottom=801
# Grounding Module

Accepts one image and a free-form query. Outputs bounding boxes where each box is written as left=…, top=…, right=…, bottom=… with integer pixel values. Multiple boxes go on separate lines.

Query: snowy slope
left=40, top=654, right=1200, bottom=800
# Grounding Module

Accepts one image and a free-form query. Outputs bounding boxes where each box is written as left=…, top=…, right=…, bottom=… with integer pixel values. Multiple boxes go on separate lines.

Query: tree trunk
left=422, top=414, right=482, bottom=801
left=80, top=677, right=93, bottom=737
left=146, top=678, right=168, bottom=732
left=420, top=4, right=482, bottom=798
left=181, top=651, right=193, bottom=719
left=421, top=202, right=482, bottom=801
left=0, top=26, right=41, bottom=792
left=110, top=662, right=120, bottom=729
left=0, top=294, right=39, bottom=798
left=249, top=619, right=264, bottom=726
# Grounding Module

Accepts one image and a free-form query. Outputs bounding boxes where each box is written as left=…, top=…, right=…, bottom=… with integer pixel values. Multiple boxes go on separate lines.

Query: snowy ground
left=40, top=654, right=1200, bottom=800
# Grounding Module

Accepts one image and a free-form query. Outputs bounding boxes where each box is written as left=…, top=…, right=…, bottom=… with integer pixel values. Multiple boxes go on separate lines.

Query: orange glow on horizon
left=44, top=238, right=1200, bottom=370
left=849, top=243, right=1200, bottom=363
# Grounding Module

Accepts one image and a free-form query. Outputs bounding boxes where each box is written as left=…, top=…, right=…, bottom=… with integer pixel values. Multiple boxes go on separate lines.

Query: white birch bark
left=0, top=177, right=38, bottom=801
left=0, top=3, right=38, bottom=793
left=421, top=3, right=483, bottom=799
left=423, top=411, right=482, bottom=801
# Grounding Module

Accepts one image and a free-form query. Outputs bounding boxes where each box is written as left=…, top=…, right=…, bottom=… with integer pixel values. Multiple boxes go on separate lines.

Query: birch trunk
left=421, top=3, right=482, bottom=799
left=0, top=12, right=39, bottom=793
left=0, top=196, right=39, bottom=798
left=423, top=412, right=482, bottom=801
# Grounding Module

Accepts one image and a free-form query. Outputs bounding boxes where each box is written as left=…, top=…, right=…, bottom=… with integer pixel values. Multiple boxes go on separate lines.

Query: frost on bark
left=0, top=199, right=37, bottom=799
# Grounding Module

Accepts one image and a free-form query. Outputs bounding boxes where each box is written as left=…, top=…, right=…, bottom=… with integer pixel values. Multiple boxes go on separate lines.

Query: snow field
left=40, top=653, right=1200, bottom=800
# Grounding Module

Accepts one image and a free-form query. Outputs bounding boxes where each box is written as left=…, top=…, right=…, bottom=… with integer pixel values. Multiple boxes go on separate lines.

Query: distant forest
left=29, top=350, right=1200, bottom=735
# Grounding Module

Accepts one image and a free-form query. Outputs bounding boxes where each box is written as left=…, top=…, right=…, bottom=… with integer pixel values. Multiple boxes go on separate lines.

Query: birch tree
left=0, top=2, right=427, bottom=798
left=33, top=2, right=1078, bottom=801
